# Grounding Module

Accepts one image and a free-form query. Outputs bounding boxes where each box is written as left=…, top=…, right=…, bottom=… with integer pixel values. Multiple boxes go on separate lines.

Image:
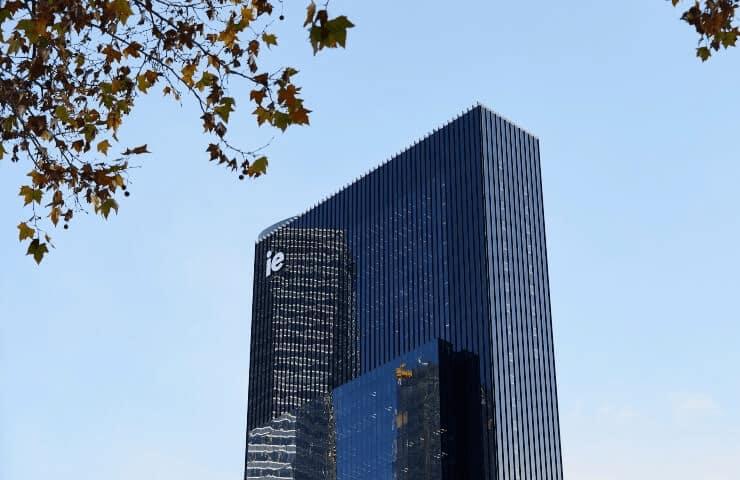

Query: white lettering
left=265, top=250, right=285, bottom=277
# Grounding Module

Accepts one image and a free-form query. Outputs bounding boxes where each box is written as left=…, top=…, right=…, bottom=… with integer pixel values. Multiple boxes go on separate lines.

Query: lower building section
left=246, top=340, right=483, bottom=479
left=246, top=413, right=297, bottom=480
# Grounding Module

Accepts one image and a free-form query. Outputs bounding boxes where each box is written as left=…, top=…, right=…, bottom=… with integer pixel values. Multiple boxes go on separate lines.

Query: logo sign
left=265, top=250, right=285, bottom=277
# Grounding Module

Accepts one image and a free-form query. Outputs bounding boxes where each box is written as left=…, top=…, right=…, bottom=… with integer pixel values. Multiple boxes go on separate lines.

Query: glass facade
left=248, top=226, right=358, bottom=425
left=332, top=340, right=482, bottom=480
left=333, top=341, right=445, bottom=480
left=245, top=105, right=563, bottom=480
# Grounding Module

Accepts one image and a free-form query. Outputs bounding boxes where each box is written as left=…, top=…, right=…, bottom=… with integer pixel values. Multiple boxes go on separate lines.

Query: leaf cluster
left=673, top=0, right=739, bottom=60
left=1, top=0, right=353, bottom=263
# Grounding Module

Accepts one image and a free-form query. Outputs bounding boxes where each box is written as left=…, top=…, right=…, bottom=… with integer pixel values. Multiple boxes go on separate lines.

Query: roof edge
left=256, top=102, right=536, bottom=243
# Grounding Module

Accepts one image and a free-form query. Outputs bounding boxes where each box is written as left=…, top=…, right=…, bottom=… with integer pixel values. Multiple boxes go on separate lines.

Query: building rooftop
left=256, top=103, right=536, bottom=243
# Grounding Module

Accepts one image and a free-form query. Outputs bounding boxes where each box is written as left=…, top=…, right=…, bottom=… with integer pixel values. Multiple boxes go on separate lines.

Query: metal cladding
left=245, top=105, right=564, bottom=480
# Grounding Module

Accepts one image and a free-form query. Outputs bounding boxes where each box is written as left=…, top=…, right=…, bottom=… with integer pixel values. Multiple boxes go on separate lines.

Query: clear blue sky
left=2, top=1, right=738, bottom=479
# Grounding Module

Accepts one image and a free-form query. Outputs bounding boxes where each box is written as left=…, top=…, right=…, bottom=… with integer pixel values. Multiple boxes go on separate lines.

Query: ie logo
left=265, top=250, right=285, bottom=277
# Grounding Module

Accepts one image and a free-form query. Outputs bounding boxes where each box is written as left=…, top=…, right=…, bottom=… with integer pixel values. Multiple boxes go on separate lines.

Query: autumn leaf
left=99, top=198, right=119, bottom=219
left=272, top=111, right=290, bottom=131
left=16, top=18, right=46, bottom=43
left=309, top=26, right=322, bottom=53
left=240, top=6, right=253, bottom=27
left=218, top=25, right=238, bottom=47
left=206, top=143, right=221, bottom=161
left=54, top=105, right=70, bottom=124
left=182, top=63, right=197, bottom=86
left=111, top=0, right=133, bottom=25
left=289, top=107, right=310, bottom=125
left=26, top=238, right=49, bottom=264
left=102, top=44, right=123, bottom=63
left=310, top=14, right=355, bottom=53
left=123, top=145, right=150, bottom=155
left=277, top=84, right=298, bottom=107
left=214, top=97, right=236, bottom=122
left=49, top=207, right=61, bottom=226
left=136, top=71, right=159, bottom=93
left=17, top=222, right=35, bottom=241
left=262, top=33, right=278, bottom=47
left=253, top=73, right=269, bottom=86
left=253, top=106, right=273, bottom=126
left=247, top=156, right=268, bottom=177
left=97, top=140, right=111, bottom=155
left=250, top=89, right=267, bottom=104
left=19, top=186, right=42, bottom=206
left=122, top=41, right=142, bottom=58
left=305, top=2, right=317, bottom=27
left=195, top=71, right=216, bottom=91
left=326, top=16, right=354, bottom=48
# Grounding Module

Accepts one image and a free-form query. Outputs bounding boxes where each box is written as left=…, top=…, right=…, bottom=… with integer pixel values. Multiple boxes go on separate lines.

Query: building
left=245, top=105, right=563, bottom=480
left=247, top=226, right=358, bottom=423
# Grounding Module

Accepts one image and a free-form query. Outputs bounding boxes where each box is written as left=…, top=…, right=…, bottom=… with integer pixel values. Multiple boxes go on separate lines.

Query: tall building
left=245, top=105, right=563, bottom=480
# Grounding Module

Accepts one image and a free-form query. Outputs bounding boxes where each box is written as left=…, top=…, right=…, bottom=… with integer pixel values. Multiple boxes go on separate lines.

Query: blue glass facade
left=245, top=105, right=563, bottom=480
left=332, top=339, right=482, bottom=480
left=333, top=341, right=445, bottom=480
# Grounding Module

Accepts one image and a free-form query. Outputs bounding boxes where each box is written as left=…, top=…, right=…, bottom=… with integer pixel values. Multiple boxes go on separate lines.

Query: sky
left=1, top=1, right=739, bottom=479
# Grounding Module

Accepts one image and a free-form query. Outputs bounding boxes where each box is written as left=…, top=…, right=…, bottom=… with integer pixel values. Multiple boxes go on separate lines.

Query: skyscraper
left=245, top=105, right=563, bottom=480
